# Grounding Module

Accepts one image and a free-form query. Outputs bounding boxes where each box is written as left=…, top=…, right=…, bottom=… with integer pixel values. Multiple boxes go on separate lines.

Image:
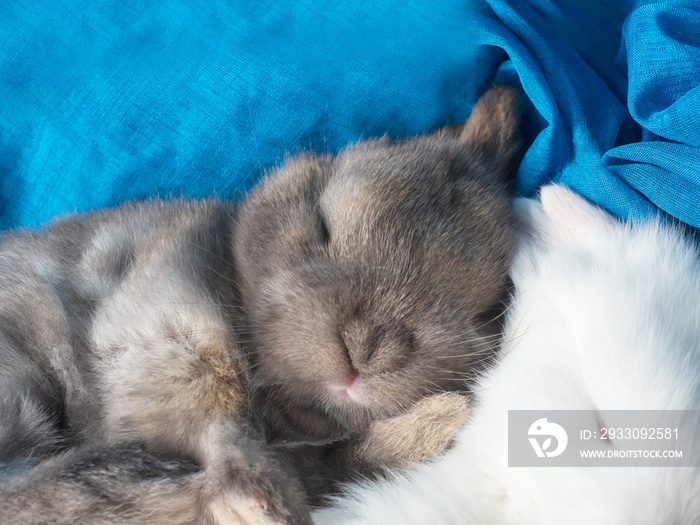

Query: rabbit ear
left=512, top=184, right=618, bottom=264
left=539, top=184, right=617, bottom=238
left=510, top=185, right=619, bottom=286
left=456, top=85, right=524, bottom=176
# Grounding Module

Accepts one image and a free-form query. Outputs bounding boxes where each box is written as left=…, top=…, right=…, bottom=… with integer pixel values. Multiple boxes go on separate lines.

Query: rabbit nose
left=341, top=316, right=416, bottom=375
left=340, top=320, right=381, bottom=371
left=327, top=369, right=366, bottom=404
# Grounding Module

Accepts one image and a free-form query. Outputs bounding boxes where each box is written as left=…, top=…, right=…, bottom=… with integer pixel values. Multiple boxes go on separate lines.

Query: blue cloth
left=1, top=1, right=699, bottom=231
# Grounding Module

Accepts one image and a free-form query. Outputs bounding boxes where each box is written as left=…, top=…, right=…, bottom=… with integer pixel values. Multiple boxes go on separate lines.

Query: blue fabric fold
left=603, top=3, right=700, bottom=228
left=1, top=1, right=699, bottom=230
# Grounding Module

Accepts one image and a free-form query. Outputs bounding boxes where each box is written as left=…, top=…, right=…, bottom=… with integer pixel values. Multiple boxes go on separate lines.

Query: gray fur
left=0, top=86, right=522, bottom=523
left=1, top=444, right=203, bottom=525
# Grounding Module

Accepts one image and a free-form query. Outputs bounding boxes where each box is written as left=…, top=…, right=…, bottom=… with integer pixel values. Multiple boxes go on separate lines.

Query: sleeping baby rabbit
left=0, top=85, right=523, bottom=524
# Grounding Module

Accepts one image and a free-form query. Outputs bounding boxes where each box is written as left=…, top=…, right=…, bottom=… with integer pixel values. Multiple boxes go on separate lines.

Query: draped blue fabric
left=1, top=0, right=698, bottom=231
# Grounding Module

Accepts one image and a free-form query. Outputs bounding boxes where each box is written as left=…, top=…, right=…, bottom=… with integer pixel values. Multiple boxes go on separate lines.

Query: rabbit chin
left=324, top=382, right=415, bottom=434
left=325, top=390, right=373, bottom=427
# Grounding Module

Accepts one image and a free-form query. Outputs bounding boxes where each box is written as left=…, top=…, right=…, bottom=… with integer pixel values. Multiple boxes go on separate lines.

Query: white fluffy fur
left=314, top=184, right=700, bottom=524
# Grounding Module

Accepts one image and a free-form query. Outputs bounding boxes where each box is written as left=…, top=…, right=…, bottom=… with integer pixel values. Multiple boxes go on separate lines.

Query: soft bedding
left=1, top=0, right=699, bottom=231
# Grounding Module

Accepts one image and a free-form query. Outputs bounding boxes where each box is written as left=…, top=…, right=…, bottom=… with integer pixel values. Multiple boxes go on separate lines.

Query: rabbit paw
left=357, top=392, right=469, bottom=468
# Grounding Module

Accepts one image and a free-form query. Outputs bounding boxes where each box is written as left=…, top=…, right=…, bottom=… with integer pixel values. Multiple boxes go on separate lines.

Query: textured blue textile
left=1, top=0, right=699, bottom=231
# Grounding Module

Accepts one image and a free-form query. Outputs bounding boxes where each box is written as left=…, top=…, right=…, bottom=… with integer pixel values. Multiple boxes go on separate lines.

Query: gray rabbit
left=0, top=85, right=522, bottom=524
